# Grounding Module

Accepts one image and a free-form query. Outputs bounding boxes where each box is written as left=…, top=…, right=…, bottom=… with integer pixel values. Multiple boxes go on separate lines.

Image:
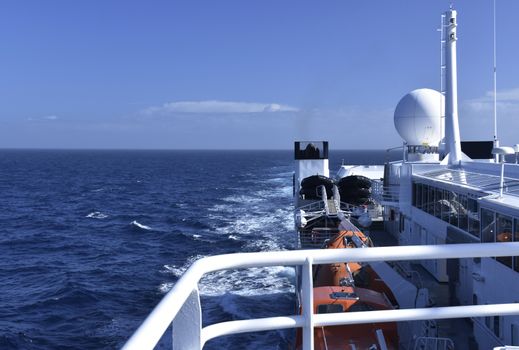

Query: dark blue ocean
left=0, top=149, right=398, bottom=349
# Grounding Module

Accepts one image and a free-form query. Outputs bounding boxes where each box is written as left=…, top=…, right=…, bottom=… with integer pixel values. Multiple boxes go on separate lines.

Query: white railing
left=123, top=242, right=519, bottom=350
left=372, top=179, right=400, bottom=204
left=413, top=336, right=454, bottom=350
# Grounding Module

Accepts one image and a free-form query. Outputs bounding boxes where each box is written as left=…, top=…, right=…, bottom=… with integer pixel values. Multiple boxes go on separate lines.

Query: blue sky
left=1, top=0, right=518, bottom=149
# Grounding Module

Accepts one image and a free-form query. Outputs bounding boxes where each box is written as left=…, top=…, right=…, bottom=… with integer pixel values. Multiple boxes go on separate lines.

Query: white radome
left=394, top=88, right=443, bottom=146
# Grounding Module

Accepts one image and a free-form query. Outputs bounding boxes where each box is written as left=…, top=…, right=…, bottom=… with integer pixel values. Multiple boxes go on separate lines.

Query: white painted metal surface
left=371, top=180, right=400, bottom=205
left=173, top=288, right=201, bottom=350
left=493, top=146, right=516, bottom=197
left=336, top=165, right=385, bottom=181
left=123, top=242, right=519, bottom=350
left=375, top=329, right=389, bottom=350
left=443, top=9, right=462, bottom=165
left=201, top=316, right=303, bottom=348
left=393, top=88, right=443, bottom=147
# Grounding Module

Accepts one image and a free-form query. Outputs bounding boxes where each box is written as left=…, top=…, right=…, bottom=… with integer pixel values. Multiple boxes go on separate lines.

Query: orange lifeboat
left=296, top=228, right=400, bottom=349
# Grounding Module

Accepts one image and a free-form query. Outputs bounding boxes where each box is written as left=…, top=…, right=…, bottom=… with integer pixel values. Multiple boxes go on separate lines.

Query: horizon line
left=0, top=147, right=403, bottom=152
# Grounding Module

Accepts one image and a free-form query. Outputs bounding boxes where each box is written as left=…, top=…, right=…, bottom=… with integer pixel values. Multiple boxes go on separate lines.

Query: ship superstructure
left=294, top=141, right=380, bottom=248
left=122, top=7, right=519, bottom=350
left=381, top=9, right=519, bottom=349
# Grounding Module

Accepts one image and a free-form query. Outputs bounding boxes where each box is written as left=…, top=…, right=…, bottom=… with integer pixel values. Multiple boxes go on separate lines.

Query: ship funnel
left=294, top=141, right=329, bottom=204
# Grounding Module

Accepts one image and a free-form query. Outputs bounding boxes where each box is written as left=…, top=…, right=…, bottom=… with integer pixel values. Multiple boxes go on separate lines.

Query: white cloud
left=463, top=87, right=519, bottom=113
left=142, top=100, right=299, bottom=115
left=27, top=115, right=59, bottom=121
left=460, top=87, right=519, bottom=145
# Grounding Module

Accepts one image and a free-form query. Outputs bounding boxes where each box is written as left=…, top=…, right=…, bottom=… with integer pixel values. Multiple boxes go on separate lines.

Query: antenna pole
left=439, top=14, right=446, bottom=155
left=493, top=0, right=499, bottom=161
left=444, top=9, right=462, bottom=165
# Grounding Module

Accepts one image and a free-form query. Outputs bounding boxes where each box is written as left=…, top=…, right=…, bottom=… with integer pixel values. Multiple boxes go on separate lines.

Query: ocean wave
left=162, top=264, right=186, bottom=278
left=130, top=220, right=152, bottom=231
left=2, top=150, right=303, bottom=349
left=214, top=207, right=292, bottom=237
left=158, top=282, right=175, bottom=293
left=86, top=211, right=108, bottom=219
left=252, top=186, right=292, bottom=200
left=162, top=254, right=207, bottom=278
left=222, top=194, right=265, bottom=204
left=199, top=266, right=295, bottom=297
left=217, top=291, right=295, bottom=321
left=161, top=258, right=295, bottom=298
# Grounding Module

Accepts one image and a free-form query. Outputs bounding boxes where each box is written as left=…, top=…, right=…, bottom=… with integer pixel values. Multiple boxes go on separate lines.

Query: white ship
left=123, top=7, right=519, bottom=350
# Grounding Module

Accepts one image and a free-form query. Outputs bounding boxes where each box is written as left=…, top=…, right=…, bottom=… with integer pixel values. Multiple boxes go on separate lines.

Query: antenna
left=444, top=9, right=462, bottom=165
left=493, top=0, right=499, bottom=159
left=439, top=14, right=446, bottom=155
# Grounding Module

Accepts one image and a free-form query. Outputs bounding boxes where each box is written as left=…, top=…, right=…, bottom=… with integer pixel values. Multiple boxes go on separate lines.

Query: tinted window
left=442, top=190, right=454, bottom=223
left=317, top=304, right=344, bottom=314
left=449, top=192, right=459, bottom=227
left=496, top=214, right=513, bottom=268
left=468, top=199, right=480, bottom=238
left=434, top=188, right=443, bottom=218
left=427, top=186, right=434, bottom=215
left=481, top=209, right=495, bottom=243
left=515, top=219, right=519, bottom=273
left=458, top=194, right=468, bottom=230
left=416, top=183, right=422, bottom=209
left=349, top=302, right=375, bottom=312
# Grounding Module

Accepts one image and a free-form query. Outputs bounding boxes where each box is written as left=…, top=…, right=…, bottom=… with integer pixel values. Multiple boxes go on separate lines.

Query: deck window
left=439, top=189, right=447, bottom=221
left=458, top=194, right=469, bottom=230
left=349, top=302, right=376, bottom=312
left=412, top=182, right=418, bottom=207
left=468, top=198, right=480, bottom=238
left=481, top=208, right=495, bottom=243
left=449, top=192, right=459, bottom=227
left=422, top=185, right=429, bottom=213
left=496, top=214, right=513, bottom=268
left=412, top=183, right=483, bottom=240
left=434, top=188, right=443, bottom=218
left=416, top=183, right=422, bottom=209
left=441, top=190, right=453, bottom=223
left=425, top=186, right=433, bottom=214
left=317, top=304, right=344, bottom=314
left=494, top=316, right=501, bottom=339
left=515, top=219, right=519, bottom=273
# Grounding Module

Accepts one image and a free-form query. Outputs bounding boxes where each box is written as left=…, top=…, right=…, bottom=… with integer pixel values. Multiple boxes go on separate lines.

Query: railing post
left=376, top=329, right=388, bottom=350
left=172, top=287, right=202, bottom=350
left=302, top=257, right=314, bottom=350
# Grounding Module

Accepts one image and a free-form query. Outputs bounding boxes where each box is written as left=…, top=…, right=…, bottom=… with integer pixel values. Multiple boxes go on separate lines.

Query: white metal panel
left=201, top=316, right=304, bottom=347
left=302, top=258, right=314, bottom=350
left=173, top=288, right=201, bottom=350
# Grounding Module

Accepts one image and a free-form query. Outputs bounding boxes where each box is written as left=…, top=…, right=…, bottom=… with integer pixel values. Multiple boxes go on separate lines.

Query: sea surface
left=0, top=149, right=399, bottom=349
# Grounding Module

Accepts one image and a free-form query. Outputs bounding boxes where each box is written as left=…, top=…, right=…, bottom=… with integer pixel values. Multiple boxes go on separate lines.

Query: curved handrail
left=123, top=242, right=519, bottom=350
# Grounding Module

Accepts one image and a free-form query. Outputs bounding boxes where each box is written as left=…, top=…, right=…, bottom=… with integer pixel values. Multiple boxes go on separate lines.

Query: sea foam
left=130, top=220, right=152, bottom=230
left=86, top=211, right=108, bottom=219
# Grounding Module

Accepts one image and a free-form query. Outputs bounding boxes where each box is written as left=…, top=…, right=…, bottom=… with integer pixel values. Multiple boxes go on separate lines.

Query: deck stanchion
left=302, top=257, right=314, bottom=350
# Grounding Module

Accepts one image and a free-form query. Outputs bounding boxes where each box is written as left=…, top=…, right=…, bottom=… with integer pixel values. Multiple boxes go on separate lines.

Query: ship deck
left=367, top=222, right=475, bottom=350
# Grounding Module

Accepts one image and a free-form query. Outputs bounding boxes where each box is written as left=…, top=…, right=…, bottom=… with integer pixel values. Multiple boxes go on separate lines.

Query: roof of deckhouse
left=412, top=162, right=519, bottom=199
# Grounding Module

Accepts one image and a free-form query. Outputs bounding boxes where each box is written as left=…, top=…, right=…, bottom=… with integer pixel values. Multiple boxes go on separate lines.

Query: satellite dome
left=394, top=88, right=443, bottom=146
